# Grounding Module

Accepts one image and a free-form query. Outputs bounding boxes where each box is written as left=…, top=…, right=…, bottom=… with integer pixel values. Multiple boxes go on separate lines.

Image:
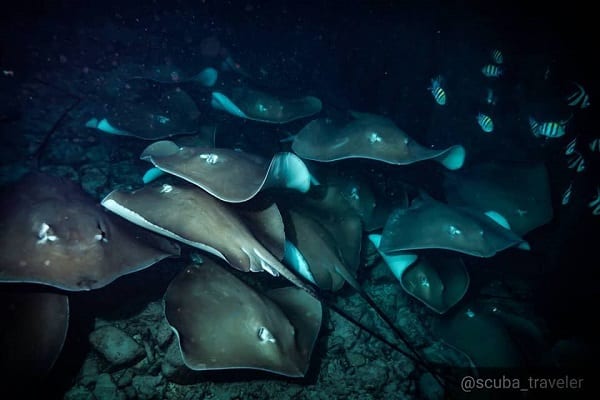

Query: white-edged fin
left=264, top=153, right=311, bottom=193
left=101, top=197, right=227, bottom=260
left=193, top=67, right=218, bottom=87
left=484, top=211, right=530, bottom=251
left=85, top=117, right=99, bottom=128
left=211, top=92, right=248, bottom=119
left=436, top=145, right=466, bottom=170
left=484, top=210, right=511, bottom=230
left=368, top=234, right=418, bottom=282
left=96, top=118, right=130, bottom=135
left=142, top=167, right=166, bottom=184
left=283, top=240, right=317, bottom=284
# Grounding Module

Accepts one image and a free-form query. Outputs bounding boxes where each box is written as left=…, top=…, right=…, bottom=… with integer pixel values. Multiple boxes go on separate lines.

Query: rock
left=63, top=385, right=94, bottom=400
left=89, top=325, right=145, bottom=368
left=132, top=374, right=164, bottom=400
left=418, top=372, right=444, bottom=400
left=80, top=164, right=108, bottom=196
left=93, top=373, right=123, bottom=400
left=78, top=357, right=100, bottom=386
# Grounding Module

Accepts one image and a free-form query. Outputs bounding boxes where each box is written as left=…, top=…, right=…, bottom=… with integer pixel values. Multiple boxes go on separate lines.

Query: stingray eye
left=257, top=327, right=276, bottom=343
left=95, top=221, right=108, bottom=242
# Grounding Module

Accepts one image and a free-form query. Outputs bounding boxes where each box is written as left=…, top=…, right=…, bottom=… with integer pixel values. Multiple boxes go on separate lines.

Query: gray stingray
left=291, top=112, right=466, bottom=170
left=211, top=87, right=322, bottom=123
left=101, top=182, right=310, bottom=292
left=433, top=303, right=527, bottom=368
left=0, top=173, right=180, bottom=291
left=164, top=261, right=322, bottom=377
left=0, top=288, right=69, bottom=380
left=283, top=210, right=356, bottom=292
left=140, top=140, right=311, bottom=202
left=379, top=195, right=528, bottom=258
left=299, top=173, right=398, bottom=232
left=443, top=162, right=553, bottom=235
left=129, top=66, right=219, bottom=87
left=85, top=80, right=202, bottom=140
left=369, top=235, right=468, bottom=314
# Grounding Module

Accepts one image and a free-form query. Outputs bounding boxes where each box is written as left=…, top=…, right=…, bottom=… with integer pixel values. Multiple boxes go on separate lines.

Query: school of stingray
left=0, top=49, right=595, bottom=388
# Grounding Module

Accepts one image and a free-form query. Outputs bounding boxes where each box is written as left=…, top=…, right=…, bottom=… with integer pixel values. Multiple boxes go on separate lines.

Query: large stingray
left=85, top=80, right=202, bottom=140
left=433, top=303, right=527, bottom=368
left=0, top=172, right=180, bottom=291
left=164, top=261, right=322, bottom=377
left=0, top=288, right=69, bottom=381
left=101, top=182, right=312, bottom=292
left=291, top=112, right=466, bottom=170
left=369, top=235, right=469, bottom=314
left=378, top=195, right=528, bottom=258
left=140, top=140, right=311, bottom=202
left=443, top=162, right=553, bottom=236
left=211, top=87, right=322, bottom=123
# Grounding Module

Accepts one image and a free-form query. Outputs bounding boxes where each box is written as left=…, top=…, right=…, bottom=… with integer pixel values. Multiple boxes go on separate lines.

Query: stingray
left=370, top=234, right=469, bottom=314
left=283, top=209, right=355, bottom=292
left=433, top=303, right=527, bottom=369
left=128, top=66, right=219, bottom=87
left=85, top=79, right=202, bottom=140
left=443, top=162, right=553, bottom=236
left=291, top=111, right=466, bottom=170
left=0, top=172, right=180, bottom=291
left=0, top=287, right=69, bottom=381
left=101, top=182, right=311, bottom=292
left=378, top=194, right=528, bottom=258
left=139, top=140, right=311, bottom=202
left=211, top=86, right=322, bottom=123
left=164, top=260, right=322, bottom=377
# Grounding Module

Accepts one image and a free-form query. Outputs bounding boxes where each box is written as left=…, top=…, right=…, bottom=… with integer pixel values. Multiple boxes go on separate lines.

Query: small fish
left=589, top=187, right=600, bottom=215
left=482, top=64, right=502, bottom=78
left=565, top=137, right=577, bottom=155
left=485, top=88, right=497, bottom=105
left=589, top=138, right=599, bottom=152
left=566, top=82, right=590, bottom=109
left=429, top=75, right=446, bottom=105
left=544, top=66, right=551, bottom=81
left=528, top=117, right=567, bottom=138
left=490, top=49, right=504, bottom=64
left=567, top=153, right=585, bottom=172
left=562, top=183, right=573, bottom=205
left=476, top=113, right=494, bottom=133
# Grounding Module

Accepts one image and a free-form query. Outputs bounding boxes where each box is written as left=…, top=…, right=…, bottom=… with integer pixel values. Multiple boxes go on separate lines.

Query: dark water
left=1, top=1, right=598, bottom=398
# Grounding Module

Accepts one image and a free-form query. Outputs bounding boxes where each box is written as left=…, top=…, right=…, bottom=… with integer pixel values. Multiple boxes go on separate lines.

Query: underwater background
left=1, top=0, right=598, bottom=399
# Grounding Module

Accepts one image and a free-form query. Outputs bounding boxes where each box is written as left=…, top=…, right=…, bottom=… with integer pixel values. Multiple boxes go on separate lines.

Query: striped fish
left=589, top=187, right=600, bottom=215
left=566, top=82, right=590, bottom=109
left=528, top=117, right=567, bottom=138
left=567, top=153, right=585, bottom=172
left=482, top=64, right=502, bottom=78
left=565, top=137, right=577, bottom=155
left=562, top=183, right=573, bottom=206
left=476, top=113, right=494, bottom=133
left=491, top=49, right=504, bottom=64
left=429, top=76, right=446, bottom=105
left=589, top=138, right=599, bottom=152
